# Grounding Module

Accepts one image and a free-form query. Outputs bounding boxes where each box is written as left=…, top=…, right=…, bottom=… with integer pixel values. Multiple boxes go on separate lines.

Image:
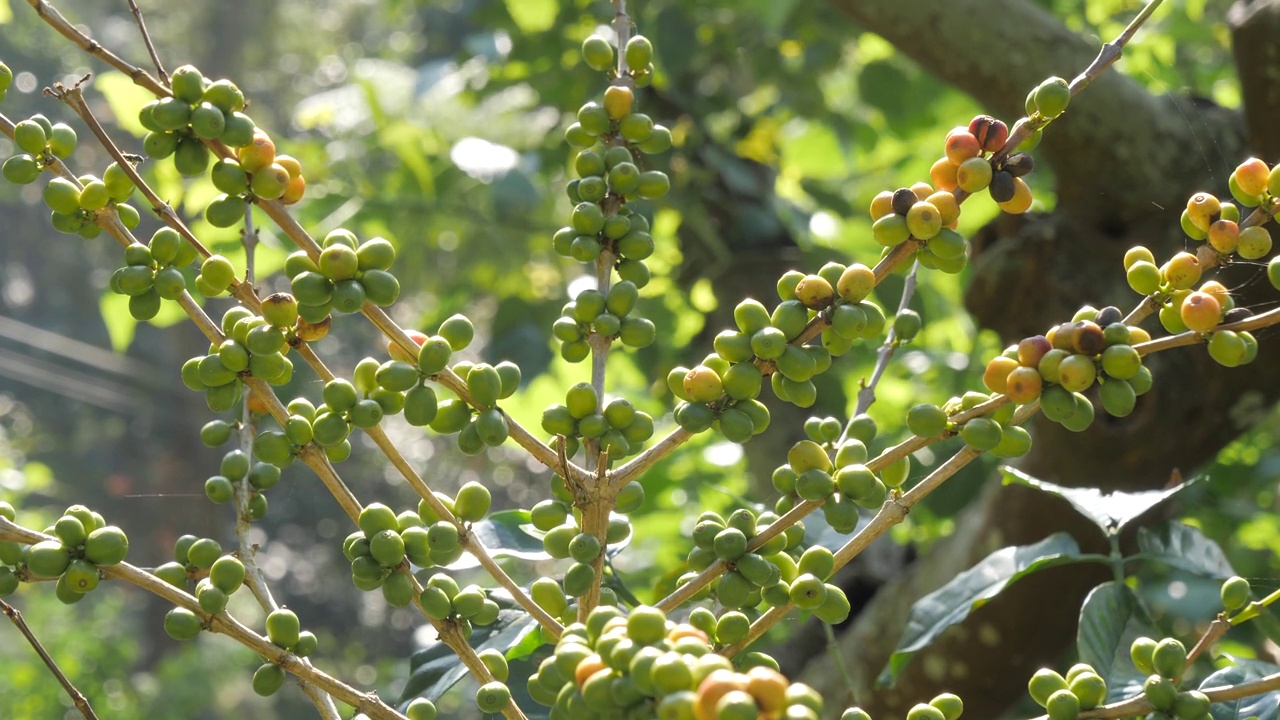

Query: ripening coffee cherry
left=1237, top=225, right=1272, bottom=260
left=998, top=176, right=1034, bottom=214
left=929, top=157, right=959, bottom=192
left=604, top=85, right=634, bottom=120
left=1179, top=291, right=1221, bottom=333
left=955, top=156, right=992, bottom=193
left=238, top=130, right=277, bottom=174
left=1005, top=366, right=1043, bottom=404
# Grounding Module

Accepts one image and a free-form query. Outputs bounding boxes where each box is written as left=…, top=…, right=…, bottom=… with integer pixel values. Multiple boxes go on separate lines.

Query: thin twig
left=841, top=260, right=920, bottom=444
left=125, top=0, right=167, bottom=85
left=26, top=0, right=168, bottom=95
left=1, top=599, right=101, bottom=720
left=822, top=621, right=858, bottom=708
left=990, top=0, right=1165, bottom=167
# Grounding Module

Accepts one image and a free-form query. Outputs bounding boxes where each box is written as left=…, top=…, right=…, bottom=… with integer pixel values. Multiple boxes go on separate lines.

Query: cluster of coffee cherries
left=870, top=183, right=969, bottom=272
left=526, top=604, right=827, bottom=719
left=341, top=490, right=489, bottom=608
left=1223, top=156, right=1280, bottom=219
left=287, top=229, right=400, bottom=319
left=198, top=423, right=280, bottom=516
left=709, top=514, right=848, bottom=620
left=981, top=305, right=1153, bottom=431
left=0, top=503, right=127, bottom=603
left=928, top=115, right=1035, bottom=214
left=552, top=33, right=669, bottom=330
left=251, top=608, right=318, bottom=697
left=666, top=263, right=889, bottom=444
left=908, top=391, right=1034, bottom=458
left=418, top=571, right=503, bottom=637
left=1128, top=636, right=1212, bottom=720
left=529, top=567, right=625, bottom=630
left=390, top=314, right=529, bottom=456
left=107, top=227, right=198, bottom=319
left=138, top=66, right=257, bottom=178
left=537, top=513, right=633, bottom=601
left=1181, top=191, right=1271, bottom=261
left=1025, top=663, right=1109, bottom=720
left=772, top=416, right=910, bottom=529
left=1123, top=243, right=1261, bottom=368
left=156, top=535, right=256, bottom=635
left=180, top=305, right=297, bottom=412
left=3, top=114, right=145, bottom=237
left=205, top=138, right=306, bottom=227
left=552, top=280, right=656, bottom=361
left=541, top=382, right=656, bottom=464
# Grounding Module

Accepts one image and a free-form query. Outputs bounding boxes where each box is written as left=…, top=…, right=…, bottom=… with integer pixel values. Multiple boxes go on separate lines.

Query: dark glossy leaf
left=1137, top=521, right=1234, bottom=579
left=396, top=607, right=538, bottom=706
left=1001, top=467, right=1200, bottom=534
left=1202, top=657, right=1280, bottom=720
left=441, top=509, right=549, bottom=570
left=1077, top=581, right=1157, bottom=704
left=880, top=532, right=1082, bottom=684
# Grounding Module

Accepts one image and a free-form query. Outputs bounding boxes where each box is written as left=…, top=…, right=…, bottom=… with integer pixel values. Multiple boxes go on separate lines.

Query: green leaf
left=396, top=605, right=537, bottom=706
left=439, top=510, right=550, bottom=570
left=741, top=0, right=798, bottom=32
left=1202, top=657, right=1280, bottom=720
left=1001, top=467, right=1199, bottom=534
left=880, top=532, right=1082, bottom=684
left=99, top=292, right=137, bottom=353
left=1137, top=521, right=1234, bottom=579
left=503, top=0, right=556, bottom=34
left=781, top=120, right=847, bottom=181
left=1076, top=581, right=1157, bottom=704
left=95, top=72, right=157, bottom=138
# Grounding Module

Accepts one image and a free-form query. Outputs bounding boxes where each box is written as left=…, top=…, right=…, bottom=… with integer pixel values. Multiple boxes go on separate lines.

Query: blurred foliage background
left=0, top=0, right=1276, bottom=718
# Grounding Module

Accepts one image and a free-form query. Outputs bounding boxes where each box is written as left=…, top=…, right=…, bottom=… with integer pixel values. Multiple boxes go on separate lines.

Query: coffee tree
left=1, top=0, right=1279, bottom=719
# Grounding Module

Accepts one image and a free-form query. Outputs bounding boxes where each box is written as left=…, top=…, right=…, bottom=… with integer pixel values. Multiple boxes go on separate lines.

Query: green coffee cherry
left=475, top=681, right=511, bottom=714
left=83, top=526, right=128, bottom=565
left=1151, top=638, right=1187, bottom=678
left=164, top=607, right=203, bottom=640
left=265, top=608, right=301, bottom=648
left=1220, top=575, right=1251, bottom=611
left=1028, top=668, right=1068, bottom=707
left=581, top=35, right=614, bottom=72
left=252, top=663, right=286, bottom=696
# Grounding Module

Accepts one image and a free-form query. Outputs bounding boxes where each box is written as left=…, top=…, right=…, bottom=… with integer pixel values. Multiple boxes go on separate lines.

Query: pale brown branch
left=0, top=520, right=408, bottom=720
left=26, top=0, right=168, bottom=95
